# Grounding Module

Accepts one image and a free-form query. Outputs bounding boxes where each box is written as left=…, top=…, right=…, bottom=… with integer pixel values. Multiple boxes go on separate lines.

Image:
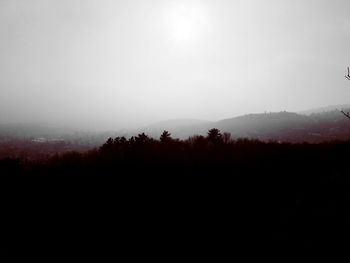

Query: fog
left=1, top=0, right=350, bottom=131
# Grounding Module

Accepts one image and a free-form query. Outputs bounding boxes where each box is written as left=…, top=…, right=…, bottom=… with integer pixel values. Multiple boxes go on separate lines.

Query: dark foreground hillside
left=1, top=129, right=350, bottom=254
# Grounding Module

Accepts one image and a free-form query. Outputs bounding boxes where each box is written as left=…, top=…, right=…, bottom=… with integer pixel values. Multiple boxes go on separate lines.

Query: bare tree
left=341, top=67, right=350, bottom=119
left=340, top=110, right=350, bottom=120
left=346, top=67, right=350, bottom=81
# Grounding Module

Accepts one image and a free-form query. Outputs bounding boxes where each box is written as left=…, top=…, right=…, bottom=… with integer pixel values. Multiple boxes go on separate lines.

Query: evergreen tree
left=207, top=128, right=222, bottom=143
left=160, top=130, right=172, bottom=143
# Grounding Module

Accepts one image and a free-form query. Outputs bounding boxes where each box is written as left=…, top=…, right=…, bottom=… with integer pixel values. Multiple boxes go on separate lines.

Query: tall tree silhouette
left=160, top=131, right=172, bottom=143
left=207, top=128, right=222, bottom=143
left=135, top=133, right=152, bottom=144
left=100, top=137, right=114, bottom=153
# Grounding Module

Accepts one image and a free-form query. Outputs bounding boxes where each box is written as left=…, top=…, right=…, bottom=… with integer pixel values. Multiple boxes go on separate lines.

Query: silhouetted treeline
left=4, top=128, right=346, bottom=176
left=2, top=129, right=350, bottom=251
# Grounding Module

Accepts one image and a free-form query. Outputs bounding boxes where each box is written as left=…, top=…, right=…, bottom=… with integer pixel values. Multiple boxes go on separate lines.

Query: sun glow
left=162, top=2, right=209, bottom=45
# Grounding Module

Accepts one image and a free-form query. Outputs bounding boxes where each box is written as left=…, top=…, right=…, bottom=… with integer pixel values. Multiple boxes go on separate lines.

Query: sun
left=170, top=12, right=194, bottom=42
left=162, top=2, right=209, bottom=46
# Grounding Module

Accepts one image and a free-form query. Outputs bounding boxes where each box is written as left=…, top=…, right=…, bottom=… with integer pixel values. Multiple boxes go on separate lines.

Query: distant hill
left=141, top=110, right=350, bottom=143
left=215, top=111, right=311, bottom=142
left=2, top=106, right=350, bottom=144
left=299, top=104, right=350, bottom=115
left=138, top=119, right=213, bottom=139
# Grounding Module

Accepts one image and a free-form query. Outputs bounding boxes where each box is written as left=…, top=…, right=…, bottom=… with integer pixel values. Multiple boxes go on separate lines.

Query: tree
left=342, top=67, right=350, bottom=119
left=345, top=67, right=350, bottom=81
left=340, top=110, right=350, bottom=120
left=135, top=133, right=150, bottom=144
left=207, top=128, right=222, bottom=143
left=100, top=137, right=114, bottom=153
left=160, top=130, right=172, bottom=143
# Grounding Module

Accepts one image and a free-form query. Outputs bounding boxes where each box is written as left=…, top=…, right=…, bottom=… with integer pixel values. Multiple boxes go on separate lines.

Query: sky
left=1, top=0, right=350, bottom=130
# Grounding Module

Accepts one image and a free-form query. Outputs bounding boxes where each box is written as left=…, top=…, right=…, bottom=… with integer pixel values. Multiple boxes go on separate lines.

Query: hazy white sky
left=1, top=0, right=350, bottom=129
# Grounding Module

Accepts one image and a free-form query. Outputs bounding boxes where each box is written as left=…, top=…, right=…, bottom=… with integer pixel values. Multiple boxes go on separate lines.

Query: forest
left=1, top=128, right=350, bottom=250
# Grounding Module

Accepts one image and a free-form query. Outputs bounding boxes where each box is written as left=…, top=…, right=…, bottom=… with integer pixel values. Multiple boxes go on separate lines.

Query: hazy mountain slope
left=217, top=110, right=350, bottom=142
left=139, top=119, right=213, bottom=139
left=299, top=104, right=350, bottom=115
left=2, top=108, right=350, bottom=143
left=137, top=110, right=350, bottom=142
left=216, top=112, right=312, bottom=141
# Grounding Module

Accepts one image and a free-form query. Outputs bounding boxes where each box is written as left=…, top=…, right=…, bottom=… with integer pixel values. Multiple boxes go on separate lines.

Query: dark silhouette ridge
left=2, top=129, right=350, bottom=251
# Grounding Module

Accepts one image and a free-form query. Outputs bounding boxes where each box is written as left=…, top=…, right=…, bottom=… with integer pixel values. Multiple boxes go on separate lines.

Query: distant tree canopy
left=99, top=129, right=231, bottom=161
